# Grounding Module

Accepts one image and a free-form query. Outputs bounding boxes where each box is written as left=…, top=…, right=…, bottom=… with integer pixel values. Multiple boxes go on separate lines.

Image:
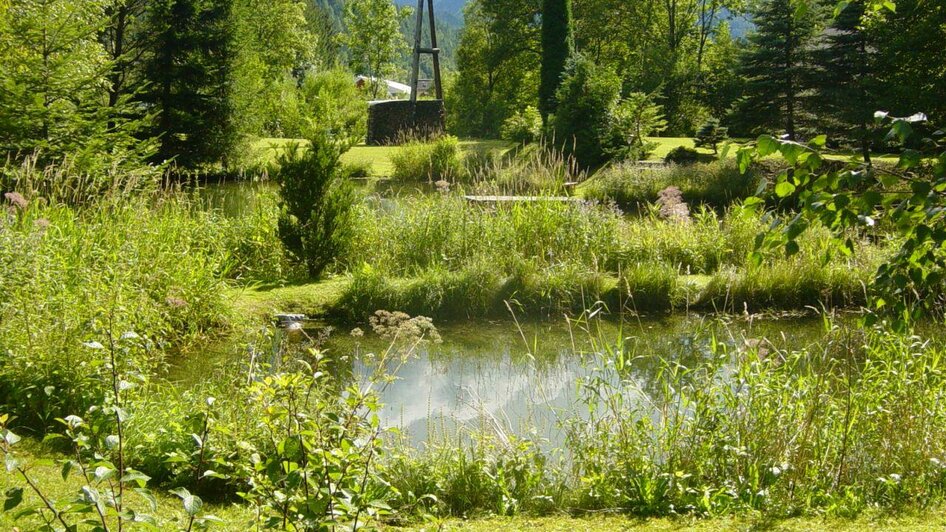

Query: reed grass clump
left=391, top=135, right=463, bottom=181
left=562, top=325, right=946, bottom=517
left=0, top=181, right=292, bottom=432
left=339, top=192, right=886, bottom=318
left=583, top=160, right=759, bottom=211
left=469, top=143, right=585, bottom=195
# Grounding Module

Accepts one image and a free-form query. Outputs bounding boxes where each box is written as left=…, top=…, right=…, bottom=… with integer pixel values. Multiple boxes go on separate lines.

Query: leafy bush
left=300, top=67, right=368, bottom=144
left=694, top=117, right=728, bottom=154
left=664, top=145, right=702, bottom=164
left=501, top=106, right=543, bottom=144
left=275, top=132, right=357, bottom=279
left=237, top=364, right=392, bottom=529
left=391, top=135, right=463, bottom=181
left=343, top=159, right=373, bottom=178
left=604, top=92, right=667, bottom=161
left=553, top=56, right=622, bottom=169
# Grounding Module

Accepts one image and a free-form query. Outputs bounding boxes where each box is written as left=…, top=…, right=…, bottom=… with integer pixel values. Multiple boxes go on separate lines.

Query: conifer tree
left=539, top=0, right=573, bottom=125
left=731, top=0, right=819, bottom=140
left=809, top=0, right=877, bottom=163
left=141, top=0, right=235, bottom=170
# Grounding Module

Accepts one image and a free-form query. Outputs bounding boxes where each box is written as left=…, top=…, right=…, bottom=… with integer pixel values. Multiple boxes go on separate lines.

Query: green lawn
left=0, top=440, right=254, bottom=531
left=249, top=136, right=898, bottom=178
left=250, top=138, right=514, bottom=177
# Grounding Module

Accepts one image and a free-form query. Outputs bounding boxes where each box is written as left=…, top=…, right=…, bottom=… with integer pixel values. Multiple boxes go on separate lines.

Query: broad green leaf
left=3, top=487, right=23, bottom=511
left=775, top=181, right=796, bottom=197
left=757, top=135, right=779, bottom=157
left=898, top=149, right=921, bottom=169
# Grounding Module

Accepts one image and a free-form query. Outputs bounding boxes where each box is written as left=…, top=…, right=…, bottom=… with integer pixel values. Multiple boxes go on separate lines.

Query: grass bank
left=331, top=194, right=882, bottom=321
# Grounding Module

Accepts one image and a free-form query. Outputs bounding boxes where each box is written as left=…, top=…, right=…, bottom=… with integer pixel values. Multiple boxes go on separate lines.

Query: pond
left=168, top=314, right=832, bottom=447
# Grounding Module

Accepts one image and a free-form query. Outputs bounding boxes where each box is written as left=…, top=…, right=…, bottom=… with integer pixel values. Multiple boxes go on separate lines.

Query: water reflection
left=323, top=316, right=828, bottom=446
left=167, top=314, right=831, bottom=446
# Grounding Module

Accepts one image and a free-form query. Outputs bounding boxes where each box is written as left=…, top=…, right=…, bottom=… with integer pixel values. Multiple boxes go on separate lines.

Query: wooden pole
left=410, top=0, right=424, bottom=104
left=427, top=0, right=443, bottom=100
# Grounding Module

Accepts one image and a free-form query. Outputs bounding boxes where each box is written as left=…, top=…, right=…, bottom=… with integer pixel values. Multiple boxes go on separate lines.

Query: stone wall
left=366, top=100, right=446, bottom=145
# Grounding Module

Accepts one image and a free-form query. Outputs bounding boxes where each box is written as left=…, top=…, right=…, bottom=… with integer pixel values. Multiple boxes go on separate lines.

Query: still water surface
left=171, top=315, right=830, bottom=445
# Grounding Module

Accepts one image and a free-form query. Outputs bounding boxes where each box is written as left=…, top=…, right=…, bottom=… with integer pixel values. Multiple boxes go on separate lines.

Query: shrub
left=604, top=92, right=667, bottom=161
left=501, top=106, right=543, bottom=145
left=391, top=135, right=463, bottom=181
left=300, top=67, right=368, bottom=144
left=343, top=159, right=373, bottom=178
left=275, top=131, right=357, bottom=279
left=694, top=117, right=728, bottom=154
left=664, top=145, right=702, bottom=164
left=553, top=56, right=622, bottom=169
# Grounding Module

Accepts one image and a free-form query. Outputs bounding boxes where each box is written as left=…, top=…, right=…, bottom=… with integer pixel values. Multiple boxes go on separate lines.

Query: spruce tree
left=809, top=0, right=877, bottom=163
left=731, top=0, right=819, bottom=140
left=141, top=0, right=235, bottom=170
left=539, top=0, right=573, bottom=125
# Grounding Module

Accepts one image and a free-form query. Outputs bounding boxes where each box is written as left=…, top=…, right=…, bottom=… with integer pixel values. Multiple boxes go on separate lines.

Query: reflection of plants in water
left=559, top=320, right=946, bottom=517
left=369, top=310, right=443, bottom=345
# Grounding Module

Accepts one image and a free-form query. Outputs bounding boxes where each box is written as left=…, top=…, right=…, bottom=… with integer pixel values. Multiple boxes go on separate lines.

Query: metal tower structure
left=409, top=0, right=443, bottom=103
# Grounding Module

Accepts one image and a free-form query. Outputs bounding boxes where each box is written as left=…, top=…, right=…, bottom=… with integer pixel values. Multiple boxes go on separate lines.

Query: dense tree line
left=0, top=0, right=413, bottom=175
left=449, top=0, right=946, bottom=155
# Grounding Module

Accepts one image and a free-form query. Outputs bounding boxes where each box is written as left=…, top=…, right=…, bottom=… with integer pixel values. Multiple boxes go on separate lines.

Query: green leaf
left=737, top=148, right=753, bottom=174
left=61, top=460, right=77, bottom=481
left=775, top=181, right=796, bottom=198
left=3, top=487, right=23, bottom=511
left=785, top=240, right=800, bottom=256
left=171, top=486, right=202, bottom=518
left=93, top=465, right=115, bottom=481
left=898, top=149, right=921, bottom=169
left=742, top=196, right=764, bottom=209
left=757, top=135, right=779, bottom=157
left=809, top=135, right=827, bottom=147
left=888, top=120, right=914, bottom=143
left=121, top=470, right=151, bottom=488
left=183, top=494, right=202, bottom=516
left=833, top=1, right=850, bottom=17
left=2, top=429, right=21, bottom=446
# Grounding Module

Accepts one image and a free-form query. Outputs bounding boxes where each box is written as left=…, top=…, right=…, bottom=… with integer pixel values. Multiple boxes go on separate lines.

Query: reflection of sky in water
left=169, top=315, right=832, bottom=447
left=355, top=346, right=587, bottom=444
left=336, top=316, right=828, bottom=447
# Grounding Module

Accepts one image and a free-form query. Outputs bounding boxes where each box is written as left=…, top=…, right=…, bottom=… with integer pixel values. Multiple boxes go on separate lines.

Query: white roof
left=355, top=75, right=411, bottom=95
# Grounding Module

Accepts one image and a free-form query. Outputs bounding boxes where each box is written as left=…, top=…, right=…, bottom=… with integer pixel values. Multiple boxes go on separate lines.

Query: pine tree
left=0, top=0, right=152, bottom=174
left=809, top=0, right=877, bottom=163
left=731, top=0, right=819, bottom=140
left=141, top=0, right=235, bottom=170
left=539, top=0, right=572, bottom=125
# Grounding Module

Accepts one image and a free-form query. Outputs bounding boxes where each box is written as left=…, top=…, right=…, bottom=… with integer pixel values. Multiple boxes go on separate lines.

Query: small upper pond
left=170, top=315, right=832, bottom=446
